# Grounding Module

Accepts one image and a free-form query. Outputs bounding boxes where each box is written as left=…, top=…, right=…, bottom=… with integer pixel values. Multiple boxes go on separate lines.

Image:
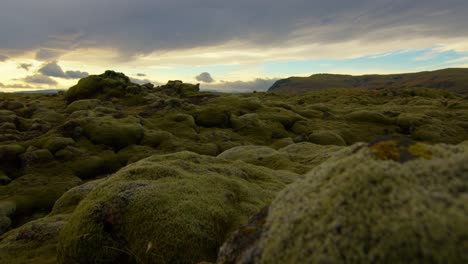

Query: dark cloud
left=0, top=1, right=467, bottom=57
left=136, top=73, right=146, bottom=77
left=195, top=72, right=214, bottom=83
left=36, top=49, right=63, bottom=60
left=38, top=61, right=89, bottom=79
left=0, top=82, right=34, bottom=89
left=0, top=55, right=8, bottom=61
left=17, top=63, right=33, bottom=71
left=65, top=70, right=89, bottom=79
left=202, top=78, right=279, bottom=93
left=24, top=74, right=58, bottom=86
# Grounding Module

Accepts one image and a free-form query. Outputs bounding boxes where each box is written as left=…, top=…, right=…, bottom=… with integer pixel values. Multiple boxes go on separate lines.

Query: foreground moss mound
left=218, top=141, right=468, bottom=263
left=57, top=152, right=295, bottom=264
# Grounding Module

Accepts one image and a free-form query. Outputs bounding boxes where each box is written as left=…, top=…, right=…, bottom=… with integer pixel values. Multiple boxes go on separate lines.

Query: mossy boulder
left=141, top=129, right=175, bottom=148
left=0, top=214, right=69, bottom=264
left=218, top=141, right=468, bottom=263
left=307, top=130, right=347, bottom=146
left=0, top=170, right=11, bottom=185
left=70, top=151, right=122, bottom=179
left=158, top=80, right=200, bottom=97
left=0, top=144, right=25, bottom=176
left=65, top=99, right=101, bottom=113
left=57, top=151, right=295, bottom=264
left=43, top=137, right=75, bottom=154
left=65, top=71, right=131, bottom=103
left=20, top=149, right=54, bottom=168
left=218, top=145, right=304, bottom=175
left=194, top=107, right=231, bottom=128
left=0, top=172, right=81, bottom=235
left=344, top=110, right=392, bottom=124
left=51, top=179, right=105, bottom=215
left=79, top=116, right=144, bottom=150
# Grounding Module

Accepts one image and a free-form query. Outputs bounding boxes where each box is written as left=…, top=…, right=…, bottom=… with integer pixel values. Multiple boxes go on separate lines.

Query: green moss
left=344, top=110, right=392, bottom=124
left=79, top=116, right=144, bottom=150
left=116, top=145, right=157, bottom=165
left=194, top=106, right=231, bottom=128
left=141, top=130, right=175, bottom=147
left=43, top=137, right=75, bottom=154
left=70, top=151, right=122, bottom=179
left=65, top=99, right=101, bottom=113
left=251, top=143, right=468, bottom=263
left=308, top=130, right=347, bottom=146
left=20, top=149, right=54, bottom=168
left=65, top=71, right=131, bottom=103
left=57, top=151, right=295, bottom=264
left=0, top=214, right=69, bottom=264
left=51, top=179, right=105, bottom=215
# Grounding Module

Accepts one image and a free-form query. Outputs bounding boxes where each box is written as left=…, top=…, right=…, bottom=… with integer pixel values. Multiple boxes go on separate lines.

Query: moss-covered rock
left=141, top=129, right=175, bottom=148
left=0, top=144, right=25, bottom=176
left=194, top=107, right=231, bottom=128
left=43, top=137, right=75, bottom=154
left=65, top=99, right=101, bottom=113
left=65, top=71, right=131, bottom=103
left=307, top=130, right=347, bottom=146
left=79, top=116, right=144, bottom=150
left=0, top=172, right=81, bottom=235
left=218, top=141, right=468, bottom=263
left=20, top=149, right=54, bottom=168
left=57, top=151, right=295, bottom=264
left=70, top=151, right=122, bottom=179
left=51, top=179, right=105, bottom=215
left=344, top=110, right=392, bottom=124
left=158, top=80, right=200, bottom=97
left=0, top=214, right=69, bottom=264
left=218, top=145, right=303, bottom=175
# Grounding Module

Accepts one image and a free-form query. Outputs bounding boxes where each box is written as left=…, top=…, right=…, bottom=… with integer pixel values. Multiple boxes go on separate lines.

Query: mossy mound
left=43, top=137, right=75, bottom=154
left=307, top=130, right=347, bottom=146
left=65, top=99, right=101, bottom=113
left=344, top=110, right=392, bottom=124
left=218, top=145, right=305, bottom=175
left=78, top=116, right=144, bottom=150
left=57, top=151, right=295, bottom=264
left=0, top=144, right=25, bottom=177
left=0, top=214, right=68, bottom=264
left=157, top=80, right=200, bottom=97
left=65, top=71, right=132, bottom=103
left=0, top=172, right=81, bottom=235
left=218, top=141, right=468, bottom=263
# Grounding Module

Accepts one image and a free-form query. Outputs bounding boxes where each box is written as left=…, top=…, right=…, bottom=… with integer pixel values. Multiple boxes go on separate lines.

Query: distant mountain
left=268, top=68, right=468, bottom=94
left=13, top=89, right=64, bottom=94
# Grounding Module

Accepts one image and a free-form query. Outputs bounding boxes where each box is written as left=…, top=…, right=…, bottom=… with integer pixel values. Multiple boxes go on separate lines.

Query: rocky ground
left=0, top=71, right=467, bottom=263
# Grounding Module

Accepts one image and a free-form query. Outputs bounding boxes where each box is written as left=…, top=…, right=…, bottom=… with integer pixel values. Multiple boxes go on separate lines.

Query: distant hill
left=268, top=68, right=468, bottom=94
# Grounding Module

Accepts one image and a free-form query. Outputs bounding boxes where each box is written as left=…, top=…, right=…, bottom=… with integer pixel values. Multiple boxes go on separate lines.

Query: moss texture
left=57, top=151, right=295, bottom=264
left=221, top=142, right=468, bottom=263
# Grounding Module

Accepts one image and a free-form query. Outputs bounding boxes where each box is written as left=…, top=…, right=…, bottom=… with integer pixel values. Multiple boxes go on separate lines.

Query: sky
left=1, top=0, right=468, bottom=93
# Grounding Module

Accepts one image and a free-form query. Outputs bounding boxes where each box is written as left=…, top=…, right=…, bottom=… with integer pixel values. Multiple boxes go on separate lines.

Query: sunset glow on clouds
left=1, top=0, right=468, bottom=92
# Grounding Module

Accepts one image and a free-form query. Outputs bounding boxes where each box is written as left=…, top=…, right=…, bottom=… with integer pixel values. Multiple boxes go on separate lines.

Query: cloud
left=136, top=73, right=146, bottom=77
left=38, top=61, right=88, bottom=79
left=195, top=72, right=214, bottom=83
left=0, top=82, right=34, bottom=89
left=24, top=74, right=57, bottom=85
left=17, top=63, right=33, bottom=71
left=129, top=77, right=162, bottom=86
left=0, top=0, right=467, bottom=60
left=202, top=78, right=279, bottom=93
left=0, top=55, right=8, bottom=61
left=64, top=70, right=89, bottom=79
left=36, top=48, right=63, bottom=60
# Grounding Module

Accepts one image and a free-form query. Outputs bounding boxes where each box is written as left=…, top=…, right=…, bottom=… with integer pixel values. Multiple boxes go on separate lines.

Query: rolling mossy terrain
left=269, top=68, right=468, bottom=95
left=0, top=70, right=467, bottom=263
